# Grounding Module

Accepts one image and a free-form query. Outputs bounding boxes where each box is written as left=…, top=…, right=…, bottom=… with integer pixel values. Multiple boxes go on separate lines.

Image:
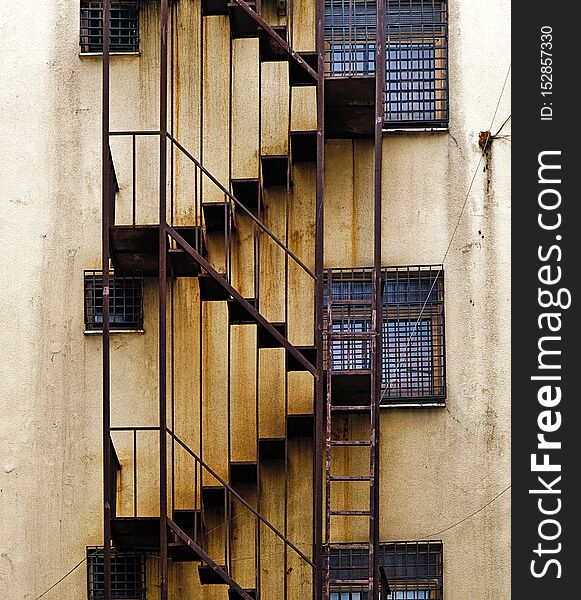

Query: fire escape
left=100, top=1, right=387, bottom=599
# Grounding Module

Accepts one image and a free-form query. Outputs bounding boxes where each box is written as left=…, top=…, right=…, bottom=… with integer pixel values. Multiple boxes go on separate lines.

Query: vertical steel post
left=102, top=1, right=112, bottom=599
left=314, top=1, right=325, bottom=599
left=159, top=1, right=169, bottom=599
left=371, top=1, right=386, bottom=598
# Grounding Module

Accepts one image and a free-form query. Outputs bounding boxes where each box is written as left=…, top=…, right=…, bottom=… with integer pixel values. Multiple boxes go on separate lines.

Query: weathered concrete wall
left=0, top=1, right=510, bottom=599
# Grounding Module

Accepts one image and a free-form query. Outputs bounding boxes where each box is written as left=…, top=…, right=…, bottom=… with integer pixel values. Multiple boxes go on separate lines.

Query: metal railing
left=109, top=427, right=315, bottom=589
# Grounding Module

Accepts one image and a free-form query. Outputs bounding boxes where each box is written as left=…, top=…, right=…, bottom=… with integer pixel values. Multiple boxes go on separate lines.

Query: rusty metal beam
left=314, top=1, right=325, bottom=599
left=371, top=1, right=386, bottom=598
left=159, top=1, right=169, bottom=599
left=102, top=1, right=112, bottom=598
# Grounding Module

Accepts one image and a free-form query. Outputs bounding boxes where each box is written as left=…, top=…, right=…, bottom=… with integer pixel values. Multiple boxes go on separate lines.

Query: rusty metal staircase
left=101, top=0, right=386, bottom=598
left=101, top=1, right=324, bottom=599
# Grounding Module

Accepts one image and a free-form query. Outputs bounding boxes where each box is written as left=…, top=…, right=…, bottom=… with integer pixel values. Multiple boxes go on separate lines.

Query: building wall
left=0, top=1, right=510, bottom=599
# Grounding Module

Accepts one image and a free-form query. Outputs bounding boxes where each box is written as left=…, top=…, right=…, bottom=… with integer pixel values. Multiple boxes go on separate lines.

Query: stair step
left=258, top=437, right=286, bottom=461
left=330, top=405, right=371, bottom=413
left=110, top=225, right=206, bottom=277
left=228, top=297, right=257, bottom=324
left=286, top=413, right=314, bottom=438
left=290, top=51, right=317, bottom=86
left=169, top=541, right=203, bottom=562
left=111, top=517, right=161, bottom=551
left=329, top=440, right=371, bottom=447
left=173, top=509, right=202, bottom=540
left=199, top=274, right=231, bottom=301
left=286, top=345, right=316, bottom=372
left=199, top=564, right=228, bottom=585
left=329, top=475, right=371, bottom=482
left=257, top=322, right=287, bottom=348
left=228, top=589, right=257, bottom=600
left=203, top=201, right=236, bottom=233
left=290, top=130, right=317, bottom=163
left=168, top=248, right=202, bottom=277
left=261, top=155, right=290, bottom=187
left=231, top=178, right=262, bottom=214
left=230, top=461, right=258, bottom=485
left=202, top=0, right=228, bottom=15
left=259, top=25, right=287, bottom=62
left=329, top=509, right=371, bottom=516
left=202, top=485, right=226, bottom=507
left=228, top=1, right=259, bottom=39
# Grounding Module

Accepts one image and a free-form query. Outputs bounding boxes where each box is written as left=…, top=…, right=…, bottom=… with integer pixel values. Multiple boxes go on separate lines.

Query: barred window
left=80, top=1, right=140, bottom=54
left=324, top=266, right=446, bottom=405
left=324, top=0, right=449, bottom=127
left=84, top=270, right=144, bottom=332
left=87, top=546, right=146, bottom=600
left=330, top=541, right=443, bottom=599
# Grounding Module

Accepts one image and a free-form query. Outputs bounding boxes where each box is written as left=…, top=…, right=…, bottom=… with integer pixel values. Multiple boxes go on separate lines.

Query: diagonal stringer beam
left=167, top=518, right=255, bottom=600
left=232, top=0, right=318, bottom=82
left=166, top=223, right=317, bottom=376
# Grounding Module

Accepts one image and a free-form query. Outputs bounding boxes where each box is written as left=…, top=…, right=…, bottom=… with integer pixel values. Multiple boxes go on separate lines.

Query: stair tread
left=329, top=440, right=371, bottom=446
left=329, top=509, right=371, bottom=516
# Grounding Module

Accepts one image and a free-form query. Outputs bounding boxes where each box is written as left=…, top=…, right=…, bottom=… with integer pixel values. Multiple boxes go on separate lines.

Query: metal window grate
left=324, top=1, right=449, bottom=127
left=323, top=265, right=446, bottom=404
left=324, top=0, right=377, bottom=77
left=330, top=541, right=443, bottom=599
left=80, top=1, right=140, bottom=54
left=84, top=270, right=144, bottom=331
left=87, top=546, right=146, bottom=600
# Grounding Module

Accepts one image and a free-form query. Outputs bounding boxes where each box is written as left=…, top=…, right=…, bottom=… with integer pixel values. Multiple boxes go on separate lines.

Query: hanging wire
left=381, top=62, right=511, bottom=401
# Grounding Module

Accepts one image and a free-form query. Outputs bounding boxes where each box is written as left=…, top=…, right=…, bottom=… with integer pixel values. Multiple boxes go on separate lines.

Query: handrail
left=167, top=427, right=315, bottom=568
left=167, top=133, right=316, bottom=280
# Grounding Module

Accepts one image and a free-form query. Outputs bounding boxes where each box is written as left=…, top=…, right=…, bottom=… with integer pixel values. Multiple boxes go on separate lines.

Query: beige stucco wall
left=0, top=1, right=510, bottom=599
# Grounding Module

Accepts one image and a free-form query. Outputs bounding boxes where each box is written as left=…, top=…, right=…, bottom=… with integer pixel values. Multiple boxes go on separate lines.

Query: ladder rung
left=329, top=440, right=371, bottom=447
left=330, top=405, right=371, bottom=412
left=329, top=510, right=370, bottom=516
left=326, top=543, right=371, bottom=550
left=329, top=579, right=369, bottom=585
left=329, top=475, right=371, bottom=482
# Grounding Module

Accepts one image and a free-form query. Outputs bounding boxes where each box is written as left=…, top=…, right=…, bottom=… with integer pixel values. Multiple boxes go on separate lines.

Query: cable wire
left=33, top=557, right=87, bottom=600
left=380, top=62, right=512, bottom=400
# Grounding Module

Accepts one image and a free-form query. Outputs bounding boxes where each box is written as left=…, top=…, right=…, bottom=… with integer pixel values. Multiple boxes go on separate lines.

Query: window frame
left=329, top=541, right=444, bottom=600
left=323, top=265, right=446, bottom=407
left=80, top=1, right=140, bottom=56
left=84, top=270, right=145, bottom=334
left=323, top=0, right=449, bottom=129
left=86, top=546, right=146, bottom=600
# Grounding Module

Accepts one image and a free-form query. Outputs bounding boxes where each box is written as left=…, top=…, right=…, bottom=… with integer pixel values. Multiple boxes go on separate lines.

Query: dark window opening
left=330, top=541, right=443, bottom=600
left=80, top=1, right=140, bottom=54
left=324, top=265, right=446, bottom=405
left=87, top=546, right=146, bottom=600
left=324, top=0, right=449, bottom=127
left=84, top=270, right=144, bottom=332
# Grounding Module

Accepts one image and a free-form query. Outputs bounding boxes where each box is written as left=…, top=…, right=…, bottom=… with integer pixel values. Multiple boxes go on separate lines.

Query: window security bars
left=87, top=546, right=146, bottom=600
left=324, top=1, right=449, bottom=127
left=84, top=270, right=144, bottom=331
left=80, top=1, right=140, bottom=54
left=324, top=266, right=445, bottom=404
left=329, top=541, right=443, bottom=599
